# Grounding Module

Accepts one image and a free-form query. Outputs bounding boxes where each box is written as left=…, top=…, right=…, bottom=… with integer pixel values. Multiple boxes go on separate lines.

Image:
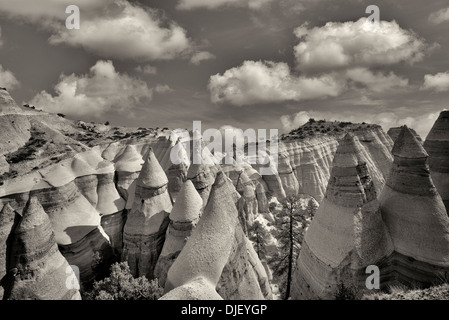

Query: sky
left=0, top=0, right=449, bottom=138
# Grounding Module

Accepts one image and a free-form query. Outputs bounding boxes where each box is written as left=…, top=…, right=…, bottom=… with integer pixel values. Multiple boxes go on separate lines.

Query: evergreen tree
left=306, top=198, right=318, bottom=219
left=249, top=220, right=270, bottom=260
left=271, top=195, right=312, bottom=300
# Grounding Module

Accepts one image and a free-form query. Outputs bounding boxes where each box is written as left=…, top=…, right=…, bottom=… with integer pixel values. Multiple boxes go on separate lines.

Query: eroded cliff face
left=424, top=111, right=449, bottom=212
left=154, top=180, right=202, bottom=288
left=292, top=125, right=449, bottom=300
left=272, top=126, right=393, bottom=204
left=0, top=91, right=402, bottom=300
left=291, top=133, right=393, bottom=300
left=0, top=203, right=16, bottom=299
left=163, top=172, right=271, bottom=300
left=379, top=126, right=449, bottom=286
left=7, top=197, right=81, bottom=300
left=122, top=149, right=172, bottom=279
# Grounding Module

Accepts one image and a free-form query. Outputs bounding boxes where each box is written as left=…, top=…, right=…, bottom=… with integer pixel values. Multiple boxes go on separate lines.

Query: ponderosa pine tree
left=271, top=195, right=313, bottom=300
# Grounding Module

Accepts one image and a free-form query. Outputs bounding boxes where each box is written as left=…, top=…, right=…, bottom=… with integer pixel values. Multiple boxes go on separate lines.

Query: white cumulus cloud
left=135, top=65, right=157, bottom=75
left=49, top=1, right=192, bottom=61
left=208, top=60, right=344, bottom=106
left=154, top=84, right=174, bottom=94
left=421, top=72, right=449, bottom=92
left=294, top=18, right=429, bottom=72
left=0, top=65, right=20, bottom=90
left=429, top=7, right=449, bottom=25
left=346, top=68, right=409, bottom=92
left=177, top=0, right=272, bottom=10
left=190, top=51, right=216, bottom=65
left=0, top=0, right=202, bottom=62
left=30, top=60, right=153, bottom=117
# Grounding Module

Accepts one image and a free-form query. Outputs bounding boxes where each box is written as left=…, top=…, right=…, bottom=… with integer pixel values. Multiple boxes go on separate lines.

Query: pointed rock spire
left=424, top=111, right=449, bottom=212
left=388, top=126, right=422, bottom=144
left=154, top=180, right=202, bottom=287
left=138, top=148, right=168, bottom=189
left=170, top=180, right=202, bottom=223
left=115, top=144, right=144, bottom=172
left=9, top=197, right=81, bottom=300
left=122, top=147, right=172, bottom=279
left=291, top=133, right=393, bottom=300
left=392, top=125, right=428, bottom=159
left=0, top=203, right=15, bottom=299
left=380, top=125, right=449, bottom=281
left=165, top=171, right=270, bottom=299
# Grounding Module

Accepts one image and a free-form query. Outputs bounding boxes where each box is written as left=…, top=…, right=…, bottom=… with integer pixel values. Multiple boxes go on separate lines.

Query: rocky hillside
left=292, top=117, right=449, bottom=300
left=2, top=88, right=447, bottom=300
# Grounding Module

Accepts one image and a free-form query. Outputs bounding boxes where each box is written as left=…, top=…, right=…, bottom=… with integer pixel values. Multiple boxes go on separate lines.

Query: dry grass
left=362, top=283, right=449, bottom=300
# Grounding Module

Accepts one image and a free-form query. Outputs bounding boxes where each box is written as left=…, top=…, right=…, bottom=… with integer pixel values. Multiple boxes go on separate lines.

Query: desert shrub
left=84, top=262, right=164, bottom=300
left=334, top=282, right=358, bottom=300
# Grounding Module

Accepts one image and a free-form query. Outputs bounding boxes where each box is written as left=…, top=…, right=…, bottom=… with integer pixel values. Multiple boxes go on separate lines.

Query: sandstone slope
left=291, top=133, right=394, bottom=299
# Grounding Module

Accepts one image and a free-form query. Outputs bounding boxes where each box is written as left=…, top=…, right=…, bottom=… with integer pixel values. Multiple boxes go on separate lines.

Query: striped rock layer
left=291, top=133, right=394, bottom=299
left=154, top=180, right=202, bottom=287
left=164, top=171, right=272, bottom=300
left=379, top=126, right=449, bottom=286
left=122, top=149, right=172, bottom=279
left=8, top=197, right=81, bottom=300
left=424, top=111, right=449, bottom=212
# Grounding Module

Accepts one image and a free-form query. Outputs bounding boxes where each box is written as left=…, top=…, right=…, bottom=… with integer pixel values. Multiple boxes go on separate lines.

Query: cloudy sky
left=0, top=0, right=449, bottom=138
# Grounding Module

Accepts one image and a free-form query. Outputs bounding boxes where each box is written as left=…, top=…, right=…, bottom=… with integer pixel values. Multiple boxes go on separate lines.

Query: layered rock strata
left=291, top=133, right=394, bottom=299
left=164, top=172, right=271, bottom=300
left=424, top=111, right=449, bottom=212
left=0, top=203, right=16, bottom=299
left=7, top=197, right=81, bottom=300
left=122, top=148, right=172, bottom=279
left=379, top=126, right=449, bottom=286
left=154, top=180, right=202, bottom=287
left=34, top=180, right=113, bottom=285
left=388, top=126, right=422, bottom=143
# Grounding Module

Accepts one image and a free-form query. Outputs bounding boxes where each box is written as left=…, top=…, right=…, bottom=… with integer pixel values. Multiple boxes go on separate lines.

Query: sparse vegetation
left=5, top=130, right=46, bottom=164
left=362, top=283, right=449, bottom=300
left=270, top=195, right=314, bottom=300
left=334, top=282, right=358, bottom=300
left=84, top=262, right=164, bottom=300
left=281, top=119, right=378, bottom=140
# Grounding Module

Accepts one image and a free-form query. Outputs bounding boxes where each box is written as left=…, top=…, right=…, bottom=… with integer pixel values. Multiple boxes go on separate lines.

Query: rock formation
left=291, top=133, right=394, bottom=299
left=424, top=111, right=449, bottom=212
left=113, top=144, right=144, bottom=210
left=7, top=197, right=81, bottom=300
left=163, top=171, right=271, bottom=300
left=122, top=148, right=172, bottom=279
left=154, top=180, right=202, bottom=287
left=235, top=171, right=258, bottom=228
left=388, top=126, right=422, bottom=144
left=187, top=162, right=216, bottom=207
left=34, top=180, right=113, bottom=286
left=96, top=173, right=126, bottom=257
left=0, top=90, right=31, bottom=156
left=0, top=203, right=16, bottom=299
left=380, top=125, right=449, bottom=287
